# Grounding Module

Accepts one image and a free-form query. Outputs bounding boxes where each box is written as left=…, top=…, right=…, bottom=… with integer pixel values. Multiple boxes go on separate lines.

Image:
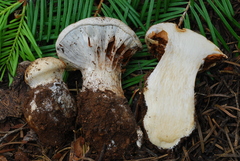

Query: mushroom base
left=23, top=83, right=76, bottom=147
left=77, top=89, right=137, bottom=160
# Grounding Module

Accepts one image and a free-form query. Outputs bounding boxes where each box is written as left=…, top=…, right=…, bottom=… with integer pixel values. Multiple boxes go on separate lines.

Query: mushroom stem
left=81, top=63, right=123, bottom=96
left=144, top=23, right=227, bottom=149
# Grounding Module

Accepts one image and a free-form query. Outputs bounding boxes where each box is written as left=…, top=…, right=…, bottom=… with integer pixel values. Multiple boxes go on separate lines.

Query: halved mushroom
left=23, top=57, right=76, bottom=146
left=56, top=17, right=142, bottom=159
left=144, top=23, right=227, bottom=149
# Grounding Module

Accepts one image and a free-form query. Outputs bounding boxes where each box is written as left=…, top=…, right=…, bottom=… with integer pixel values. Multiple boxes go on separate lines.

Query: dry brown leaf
left=69, top=137, right=89, bottom=161
left=0, top=155, right=7, bottom=161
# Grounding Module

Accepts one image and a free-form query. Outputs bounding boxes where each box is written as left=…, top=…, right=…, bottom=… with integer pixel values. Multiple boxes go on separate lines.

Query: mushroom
left=23, top=57, right=76, bottom=146
left=143, top=23, right=227, bottom=149
left=56, top=17, right=142, bottom=159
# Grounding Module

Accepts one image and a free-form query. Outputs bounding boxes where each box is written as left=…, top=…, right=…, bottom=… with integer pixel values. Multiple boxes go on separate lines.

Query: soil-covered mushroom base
left=77, top=89, right=137, bottom=160
left=23, top=83, right=76, bottom=147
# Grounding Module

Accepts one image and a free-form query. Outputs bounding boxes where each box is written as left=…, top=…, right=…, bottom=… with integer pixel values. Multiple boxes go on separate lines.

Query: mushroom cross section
left=144, top=23, right=227, bottom=149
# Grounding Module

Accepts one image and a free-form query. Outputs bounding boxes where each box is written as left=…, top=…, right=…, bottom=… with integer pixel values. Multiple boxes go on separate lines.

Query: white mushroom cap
left=56, top=17, right=142, bottom=70
left=56, top=17, right=142, bottom=95
left=145, top=23, right=226, bottom=64
left=25, top=57, right=66, bottom=88
left=143, top=23, right=227, bottom=149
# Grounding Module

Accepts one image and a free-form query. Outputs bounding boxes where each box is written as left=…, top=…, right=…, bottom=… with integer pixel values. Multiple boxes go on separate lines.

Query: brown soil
left=0, top=61, right=30, bottom=120
left=0, top=89, right=22, bottom=120
left=146, top=30, right=168, bottom=61
left=77, top=89, right=137, bottom=160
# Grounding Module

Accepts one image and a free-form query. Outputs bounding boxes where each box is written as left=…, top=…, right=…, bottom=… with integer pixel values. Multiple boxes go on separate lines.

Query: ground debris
left=0, top=61, right=30, bottom=121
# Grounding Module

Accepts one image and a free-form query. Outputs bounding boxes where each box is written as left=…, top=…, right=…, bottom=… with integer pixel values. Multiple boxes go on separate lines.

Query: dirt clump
left=77, top=89, right=137, bottom=160
left=23, top=82, right=76, bottom=147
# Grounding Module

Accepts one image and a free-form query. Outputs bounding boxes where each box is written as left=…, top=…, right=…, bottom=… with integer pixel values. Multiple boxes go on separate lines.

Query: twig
left=178, top=1, right=191, bottom=27
left=196, top=119, right=204, bottom=153
left=0, top=141, right=27, bottom=149
left=0, top=148, right=15, bottom=153
left=97, top=144, right=106, bottom=161
left=207, top=94, right=231, bottom=98
left=222, top=60, right=240, bottom=68
left=203, top=124, right=216, bottom=142
left=215, top=104, right=237, bottom=118
left=224, top=126, right=237, bottom=161
left=77, top=157, right=95, bottom=161
left=234, top=81, right=240, bottom=147
left=57, top=147, right=71, bottom=153
left=182, top=146, right=190, bottom=161
left=0, top=123, right=27, bottom=143
left=59, top=150, right=69, bottom=161
left=31, top=155, right=51, bottom=161
left=142, top=147, right=158, bottom=157
left=222, top=80, right=239, bottom=109
left=215, top=144, right=224, bottom=150
left=94, top=0, right=104, bottom=17
left=125, top=154, right=168, bottom=161
left=215, top=145, right=240, bottom=159
left=222, top=79, right=240, bottom=147
left=40, top=146, right=52, bottom=161
left=207, top=115, right=218, bottom=136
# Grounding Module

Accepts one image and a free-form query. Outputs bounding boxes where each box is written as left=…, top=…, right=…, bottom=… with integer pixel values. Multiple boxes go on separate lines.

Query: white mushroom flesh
left=144, top=23, right=227, bottom=149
